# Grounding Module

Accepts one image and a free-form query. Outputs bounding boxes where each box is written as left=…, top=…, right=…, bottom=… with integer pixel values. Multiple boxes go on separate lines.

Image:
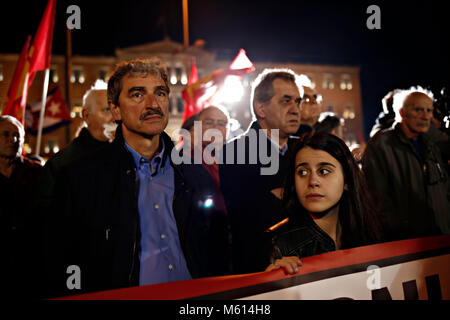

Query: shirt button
left=168, top=264, right=173, bottom=270
left=161, top=234, right=166, bottom=239
left=154, top=204, right=159, bottom=209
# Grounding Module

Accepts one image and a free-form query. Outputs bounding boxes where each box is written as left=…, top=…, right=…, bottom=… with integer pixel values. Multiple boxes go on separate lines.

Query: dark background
left=1, top=0, right=449, bottom=140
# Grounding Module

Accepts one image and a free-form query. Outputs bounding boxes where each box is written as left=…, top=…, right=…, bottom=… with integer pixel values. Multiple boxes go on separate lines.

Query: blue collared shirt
left=125, top=140, right=192, bottom=286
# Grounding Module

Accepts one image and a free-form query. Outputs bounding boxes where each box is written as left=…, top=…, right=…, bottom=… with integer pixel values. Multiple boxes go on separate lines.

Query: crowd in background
left=0, top=57, right=448, bottom=299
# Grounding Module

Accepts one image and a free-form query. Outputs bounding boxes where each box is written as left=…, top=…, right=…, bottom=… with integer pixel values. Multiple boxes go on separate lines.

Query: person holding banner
left=266, top=132, right=383, bottom=274
left=220, top=68, right=304, bottom=274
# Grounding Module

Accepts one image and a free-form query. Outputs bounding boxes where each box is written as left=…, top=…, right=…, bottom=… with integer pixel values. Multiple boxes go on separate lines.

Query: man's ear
left=253, top=101, right=266, bottom=119
left=399, top=107, right=404, bottom=119
left=109, top=101, right=121, bottom=122
left=81, top=108, right=89, bottom=122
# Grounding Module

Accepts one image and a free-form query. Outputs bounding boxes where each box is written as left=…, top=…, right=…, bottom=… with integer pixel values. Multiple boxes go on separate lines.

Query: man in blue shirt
left=43, top=58, right=208, bottom=297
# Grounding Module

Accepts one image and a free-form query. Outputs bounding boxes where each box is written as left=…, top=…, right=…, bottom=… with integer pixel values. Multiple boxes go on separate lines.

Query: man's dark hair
left=107, top=57, right=170, bottom=106
left=250, top=68, right=303, bottom=120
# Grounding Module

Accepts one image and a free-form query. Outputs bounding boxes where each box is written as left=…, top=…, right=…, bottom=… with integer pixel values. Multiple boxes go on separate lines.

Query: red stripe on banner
left=58, top=235, right=450, bottom=300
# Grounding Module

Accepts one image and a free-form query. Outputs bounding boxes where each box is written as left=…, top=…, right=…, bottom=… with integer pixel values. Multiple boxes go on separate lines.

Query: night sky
left=1, top=0, right=449, bottom=140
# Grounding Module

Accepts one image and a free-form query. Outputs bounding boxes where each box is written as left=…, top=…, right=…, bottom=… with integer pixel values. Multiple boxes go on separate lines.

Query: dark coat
left=269, top=211, right=336, bottom=262
left=362, top=123, right=450, bottom=241
left=219, top=121, right=294, bottom=274
left=0, top=156, right=42, bottom=298
left=42, top=126, right=210, bottom=298
left=38, top=127, right=110, bottom=211
left=178, top=157, right=231, bottom=277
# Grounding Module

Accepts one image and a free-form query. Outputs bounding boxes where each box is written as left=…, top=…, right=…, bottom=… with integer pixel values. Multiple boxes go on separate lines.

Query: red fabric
left=181, top=62, right=199, bottom=123
left=58, top=234, right=450, bottom=300
left=181, top=49, right=254, bottom=121
left=2, top=36, right=32, bottom=124
left=28, top=0, right=57, bottom=75
left=25, top=86, right=71, bottom=134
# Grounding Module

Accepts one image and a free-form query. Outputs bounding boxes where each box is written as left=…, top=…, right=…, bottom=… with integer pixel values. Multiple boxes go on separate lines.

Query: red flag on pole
left=28, top=0, right=57, bottom=77
left=2, top=35, right=32, bottom=123
left=28, top=0, right=57, bottom=156
left=181, top=61, right=199, bottom=123
left=181, top=49, right=254, bottom=121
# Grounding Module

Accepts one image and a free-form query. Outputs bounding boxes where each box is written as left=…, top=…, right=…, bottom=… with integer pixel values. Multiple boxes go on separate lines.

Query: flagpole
left=35, top=68, right=50, bottom=156
left=182, top=0, right=189, bottom=48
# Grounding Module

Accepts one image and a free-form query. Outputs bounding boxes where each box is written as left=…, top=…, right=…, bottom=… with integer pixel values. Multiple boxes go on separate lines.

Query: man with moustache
left=43, top=58, right=206, bottom=297
left=219, top=68, right=303, bottom=274
left=363, top=86, right=450, bottom=241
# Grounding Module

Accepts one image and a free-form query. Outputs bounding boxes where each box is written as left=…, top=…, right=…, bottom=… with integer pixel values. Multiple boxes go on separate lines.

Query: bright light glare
left=220, top=76, right=244, bottom=103
left=181, top=74, right=188, bottom=85
left=204, top=198, right=214, bottom=209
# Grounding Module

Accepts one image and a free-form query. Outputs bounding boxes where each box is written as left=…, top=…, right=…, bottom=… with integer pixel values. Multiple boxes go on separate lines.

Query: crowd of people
left=0, top=57, right=448, bottom=298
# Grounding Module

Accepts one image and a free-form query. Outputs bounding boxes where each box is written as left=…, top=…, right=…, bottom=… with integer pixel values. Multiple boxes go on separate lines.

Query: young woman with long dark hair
left=266, top=132, right=384, bottom=273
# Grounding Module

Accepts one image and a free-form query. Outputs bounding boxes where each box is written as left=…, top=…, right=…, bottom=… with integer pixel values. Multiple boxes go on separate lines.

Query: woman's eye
left=297, top=169, right=308, bottom=176
left=319, top=168, right=331, bottom=176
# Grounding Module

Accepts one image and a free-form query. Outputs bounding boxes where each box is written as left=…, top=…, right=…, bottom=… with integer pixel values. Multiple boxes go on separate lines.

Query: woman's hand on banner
left=266, top=256, right=302, bottom=274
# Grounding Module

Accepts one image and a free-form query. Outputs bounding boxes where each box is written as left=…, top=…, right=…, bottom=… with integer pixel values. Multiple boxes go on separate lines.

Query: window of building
left=169, top=66, right=177, bottom=85
left=322, top=74, right=334, bottom=90
left=71, top=66, right=85, bottom=84
left=98, top=67, right=110, bottom=82
left=177, top=96, right=184, bottom=114
left=0, top=64, right=4, bottom=82
left=70, top=104, right=83, bottom=119
left=343, top=105, right=356, bottom=119
left=50, top=65, right=59, bottom=83
left=340, top=74, right=352, bottom=90
left=44, top=138, right=59, bottom=154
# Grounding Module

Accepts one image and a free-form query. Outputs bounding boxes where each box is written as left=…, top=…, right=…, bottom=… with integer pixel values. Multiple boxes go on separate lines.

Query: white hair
left=297, top=74, right=313, bottom=88
left=0, top=115, right=25, bottom=143
left=392, top=85, right=434, bottom=123
left=82, top=79, right=108, bottom=110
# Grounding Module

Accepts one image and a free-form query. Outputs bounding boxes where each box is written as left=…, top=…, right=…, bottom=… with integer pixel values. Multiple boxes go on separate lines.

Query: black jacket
left=362, top=124, right=450, bottom=241
left=270, top=212, right=336, bottom=262
left=42, top=126, right=210, bottom=297
left=219, top=121, right=294, bottom=274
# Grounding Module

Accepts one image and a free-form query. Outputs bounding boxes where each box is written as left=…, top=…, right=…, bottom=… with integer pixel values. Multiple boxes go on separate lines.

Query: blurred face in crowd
left=400, top=92, right=434, bottom=138
left=295, top=147, right=345, bottom=216
left=83, top=90, right=115, bottom=142
left=300, top=86, right=322, bottom=126
left=0, top=121, right=22, bottom=159
left=199, top=106, right=228, bottom=148
left=110, top=73, right=169, bottom=139
left=256, top=78, right=301, bottom=140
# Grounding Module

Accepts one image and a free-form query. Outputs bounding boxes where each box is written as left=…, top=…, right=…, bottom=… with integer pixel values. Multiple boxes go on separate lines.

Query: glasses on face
left=302, top=94, right=322, bottom=104
left=202, top=118, right=228, bottom=128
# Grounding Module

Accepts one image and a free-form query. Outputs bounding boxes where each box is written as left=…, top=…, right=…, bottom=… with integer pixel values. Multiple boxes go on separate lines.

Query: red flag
left=25, top=87, right=72, bottom=135
left=2, top=35, right=32, bottom=123
left=181, top=49, right=254, bottom=121
left=181, top=62, right=199, bottom=123
left=28, top=0, right=57, bottom=77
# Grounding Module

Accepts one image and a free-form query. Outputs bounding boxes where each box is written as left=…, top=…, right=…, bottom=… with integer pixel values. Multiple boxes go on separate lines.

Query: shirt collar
left=125, top=139, right=166, bottom=175
left=259, top=128, right=289, bottom=155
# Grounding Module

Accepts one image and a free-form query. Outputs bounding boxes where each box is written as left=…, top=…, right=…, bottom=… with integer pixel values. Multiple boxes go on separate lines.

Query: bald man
left=362, top=87, right=450, bottom=241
